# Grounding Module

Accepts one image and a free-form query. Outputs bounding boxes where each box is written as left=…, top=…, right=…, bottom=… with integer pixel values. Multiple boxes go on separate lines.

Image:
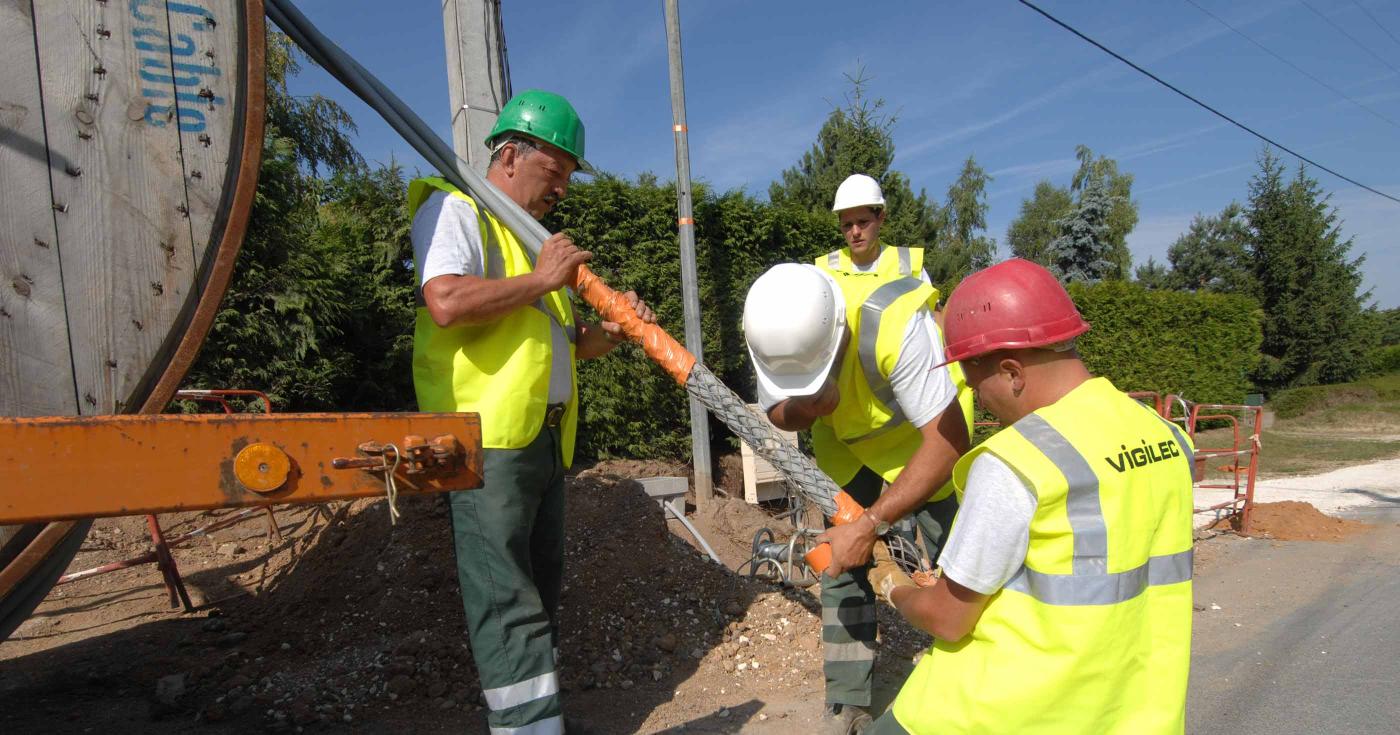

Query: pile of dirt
left=1212, top=501, right=1370, bottom=541
left=1, top=459, right=932, bottom=733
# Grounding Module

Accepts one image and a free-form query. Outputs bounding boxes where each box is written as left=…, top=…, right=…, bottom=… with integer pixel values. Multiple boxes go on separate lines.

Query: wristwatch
left=863, top=509, right=891, bottom=536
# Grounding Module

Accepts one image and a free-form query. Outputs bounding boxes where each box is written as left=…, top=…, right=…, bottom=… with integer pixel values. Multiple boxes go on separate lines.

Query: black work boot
left=822, top=703, right=873, bottom=735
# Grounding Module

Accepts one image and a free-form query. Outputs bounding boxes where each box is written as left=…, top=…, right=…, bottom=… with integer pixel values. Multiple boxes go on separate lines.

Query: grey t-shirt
left=411, top=190, right=573, bottom=403
left=937, top=452, right=1039, bottom=594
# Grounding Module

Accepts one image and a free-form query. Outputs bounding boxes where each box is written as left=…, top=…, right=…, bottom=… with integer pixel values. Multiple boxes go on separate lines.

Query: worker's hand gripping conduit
left=265, top=0, right=843, bottom=521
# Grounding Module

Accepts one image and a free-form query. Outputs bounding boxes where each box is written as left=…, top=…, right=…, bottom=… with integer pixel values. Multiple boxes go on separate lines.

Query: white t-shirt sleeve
left=938, top=453, right=1038, bottom=595
left=411, top=190, right=485, bottom=286
left=888, top=308, right=957, bottom=429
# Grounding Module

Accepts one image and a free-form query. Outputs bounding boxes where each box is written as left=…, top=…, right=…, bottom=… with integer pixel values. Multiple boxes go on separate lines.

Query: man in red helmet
left=865, top=259, right=1195, bottom=734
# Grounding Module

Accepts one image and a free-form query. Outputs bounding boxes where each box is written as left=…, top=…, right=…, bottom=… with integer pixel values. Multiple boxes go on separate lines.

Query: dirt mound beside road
left=1213, top=500, right=1370, bottom=541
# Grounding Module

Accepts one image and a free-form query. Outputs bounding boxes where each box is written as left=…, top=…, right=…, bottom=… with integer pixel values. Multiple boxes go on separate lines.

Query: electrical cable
left=1349, top=0, right=1400, bottom=51
left=1182, top=0, right=1400, bottom=131
left=262, top=0, right=848, bottom=521
left=1301, top=0, right=1400, bottom=75
left=1016, top=0, right=1400, bottom=206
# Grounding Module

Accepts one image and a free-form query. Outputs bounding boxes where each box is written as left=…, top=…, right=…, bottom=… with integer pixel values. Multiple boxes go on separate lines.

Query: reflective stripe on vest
left=1004, top=547, right=1192, bottom=606
left=890, top=378, right=1194, bottom=734
left=846, top=277, right=924, bottom=444
left=824, top=246, right=914, bottom=276
left=996, top=405, right=1195, bottom=607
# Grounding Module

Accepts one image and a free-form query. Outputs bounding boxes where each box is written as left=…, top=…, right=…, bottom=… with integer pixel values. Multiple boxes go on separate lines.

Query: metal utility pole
left=663, top=0, right=714, bottom=506
left=442, top=0, right=512, bottom=175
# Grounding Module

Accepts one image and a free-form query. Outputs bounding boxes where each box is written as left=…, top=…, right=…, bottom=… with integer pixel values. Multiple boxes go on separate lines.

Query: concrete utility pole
left=663, top=0, right=714, bottom=506
left=442, top=0, right=512, bottom=175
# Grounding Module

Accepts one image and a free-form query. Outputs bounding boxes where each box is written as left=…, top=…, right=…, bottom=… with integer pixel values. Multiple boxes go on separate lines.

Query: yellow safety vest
left=890, top=377, right=1195, bottom=734
left=408, top=177, right=580, bottom=467
left=821, top=244, right=926, bottom=281
left=814, top=248, right=974, bottom=497
left=803, top=276, right=949, bottom=500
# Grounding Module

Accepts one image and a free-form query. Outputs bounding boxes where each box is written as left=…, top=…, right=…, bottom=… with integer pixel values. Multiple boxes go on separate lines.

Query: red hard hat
left=939, top=259, right=1090, bottom=365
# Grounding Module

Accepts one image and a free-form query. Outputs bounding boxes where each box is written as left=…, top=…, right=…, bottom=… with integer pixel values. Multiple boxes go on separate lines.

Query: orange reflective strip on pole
left=0, top=412, right=484, bottom=524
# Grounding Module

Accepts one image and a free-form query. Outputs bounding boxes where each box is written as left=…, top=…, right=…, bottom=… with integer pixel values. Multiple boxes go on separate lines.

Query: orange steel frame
left=56, top=390, right=291, bottom=610
left=0, top=411, right=483, bottom=525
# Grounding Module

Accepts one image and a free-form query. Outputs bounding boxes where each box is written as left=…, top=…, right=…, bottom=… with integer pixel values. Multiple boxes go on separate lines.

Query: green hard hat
left=486, top=89, right=593, bottom=173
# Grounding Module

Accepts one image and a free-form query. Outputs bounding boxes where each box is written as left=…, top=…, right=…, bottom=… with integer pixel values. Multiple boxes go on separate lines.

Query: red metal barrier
left=1174, top=400, right=1263, bottom=535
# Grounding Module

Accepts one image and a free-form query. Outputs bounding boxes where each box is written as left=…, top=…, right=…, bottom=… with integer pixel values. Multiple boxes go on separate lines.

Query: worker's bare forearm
left=422, top=272, right=551, bottom=328
left=889, top=576, right=988, bottom=642
left=767, top=400, right=818, bottom=432
left=868, top=407, right=969, bottom=523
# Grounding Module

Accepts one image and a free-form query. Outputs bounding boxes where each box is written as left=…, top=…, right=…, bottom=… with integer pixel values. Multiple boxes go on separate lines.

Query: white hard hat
left=832, top=174, right=885, bottom=212
left=743, top=264, right=847, bottom=398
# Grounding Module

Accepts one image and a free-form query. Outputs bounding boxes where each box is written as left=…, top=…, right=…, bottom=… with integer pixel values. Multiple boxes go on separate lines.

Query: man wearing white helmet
left=822, top=174, right=976, bottom=436
left=823, top=174, right=931, bottom=284
left=744, top=260, right=970, bottom=734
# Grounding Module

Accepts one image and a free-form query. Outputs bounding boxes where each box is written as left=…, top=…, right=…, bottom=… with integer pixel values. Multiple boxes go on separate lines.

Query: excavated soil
left=1210, top=500, right=1371, bottom=541
left=0, top=459, right=928, bottom=733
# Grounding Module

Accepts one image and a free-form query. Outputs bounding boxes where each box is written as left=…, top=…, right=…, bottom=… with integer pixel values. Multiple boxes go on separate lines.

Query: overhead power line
left=1301, top=0, right=1400, bottom=75
left=1015, top=0, right=1400, bottom=206
left=1183, top=0, right=1400, bottom=131
left=1349, top=0, right=1400, bottom=52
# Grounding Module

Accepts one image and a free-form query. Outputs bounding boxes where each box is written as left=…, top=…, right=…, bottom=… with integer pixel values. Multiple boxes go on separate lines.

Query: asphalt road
left=1189, top=509, right=1400, bottom=734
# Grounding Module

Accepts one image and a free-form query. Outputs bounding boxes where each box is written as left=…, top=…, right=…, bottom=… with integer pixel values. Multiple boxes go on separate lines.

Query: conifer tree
left=1247, top=149, right=1370, bottom=389
left=1046, top=175, right=1118, bottom=283
left=768, top=71, right=942, bottom=259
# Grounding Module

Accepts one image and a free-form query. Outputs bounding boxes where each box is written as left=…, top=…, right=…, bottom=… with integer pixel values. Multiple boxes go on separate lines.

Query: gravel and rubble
left=0, top=458, right=933, bottom=733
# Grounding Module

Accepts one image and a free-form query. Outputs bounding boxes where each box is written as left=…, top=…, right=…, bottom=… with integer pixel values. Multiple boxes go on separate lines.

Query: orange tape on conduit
left=573, top=265, right=697, bottom=384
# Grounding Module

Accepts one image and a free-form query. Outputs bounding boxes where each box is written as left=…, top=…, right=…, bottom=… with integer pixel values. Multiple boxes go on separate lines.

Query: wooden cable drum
left=0, top=0, right=265, bottom=640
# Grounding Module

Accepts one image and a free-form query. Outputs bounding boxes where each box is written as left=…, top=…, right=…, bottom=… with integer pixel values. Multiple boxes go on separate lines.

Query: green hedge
left=549, top=178, right=1267, bottom=461
left=545, top=176, right=838, bottom=460
left=1271, top=372, right=1400, bottom=419
left=1368, top=345, right=1400, bottom=376
left=1069, top=281, right=1262, bottom=406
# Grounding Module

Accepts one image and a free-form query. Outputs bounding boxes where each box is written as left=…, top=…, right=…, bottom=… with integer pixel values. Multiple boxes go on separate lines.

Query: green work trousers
left=822, top=466, right=959, bottom=707
left=449, top=423, right=566, bottom=734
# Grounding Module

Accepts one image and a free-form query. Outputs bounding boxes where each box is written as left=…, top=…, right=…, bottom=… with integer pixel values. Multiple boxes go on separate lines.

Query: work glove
left=867, top=540, right=915, bottom=606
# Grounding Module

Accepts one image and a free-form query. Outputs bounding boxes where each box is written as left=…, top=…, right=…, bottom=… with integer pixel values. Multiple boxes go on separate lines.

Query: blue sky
left=284, top=0, right=1400, bottom=307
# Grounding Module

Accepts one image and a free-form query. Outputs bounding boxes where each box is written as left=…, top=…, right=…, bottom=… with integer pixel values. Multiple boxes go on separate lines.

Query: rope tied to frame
left=380, top=444, right=402, bottom=525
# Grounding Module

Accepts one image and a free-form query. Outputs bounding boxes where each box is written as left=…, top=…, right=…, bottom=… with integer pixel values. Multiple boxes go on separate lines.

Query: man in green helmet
left=408, top=89, right=654, bottom=735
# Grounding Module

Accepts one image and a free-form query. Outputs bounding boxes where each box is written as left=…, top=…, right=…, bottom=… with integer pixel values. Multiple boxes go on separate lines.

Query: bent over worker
left=744, top=260, right=970, bottom=734
left=866, top=259, right=1195, bottom=734
left=409, top=89, right=654, bottom=735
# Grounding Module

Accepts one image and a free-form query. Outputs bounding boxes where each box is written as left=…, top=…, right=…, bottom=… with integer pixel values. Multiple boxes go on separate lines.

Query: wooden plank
left=33, top=0, right=198, bottom=415
left=740, top=404, right=798, bottom=504
left=0, top=0, right=78, bottom=418
left=163, top=0, right=242, bottom=277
